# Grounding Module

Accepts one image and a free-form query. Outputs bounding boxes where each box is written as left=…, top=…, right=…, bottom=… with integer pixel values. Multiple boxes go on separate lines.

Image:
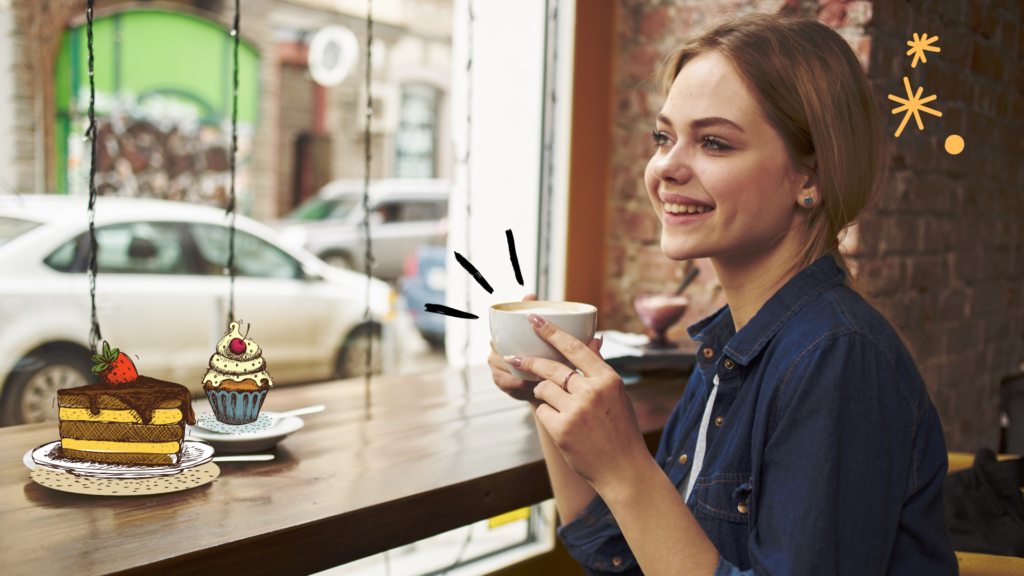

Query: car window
left=0, top=216, right=41, bottom=248
left=91, top=223, right=188, bottom=274
left=287, top=196, right=360, bottom=221
left=188, top=223, right=301, bottom=279
left=374, top=200, right=447, bottom=223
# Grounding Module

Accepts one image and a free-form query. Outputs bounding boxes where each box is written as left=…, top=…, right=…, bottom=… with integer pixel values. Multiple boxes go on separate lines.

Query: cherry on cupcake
left=229, top=338, right=247, bottom=355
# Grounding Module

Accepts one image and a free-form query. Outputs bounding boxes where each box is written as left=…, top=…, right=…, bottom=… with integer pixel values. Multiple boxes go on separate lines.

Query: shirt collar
left=687, top=255, right=846, bottom=367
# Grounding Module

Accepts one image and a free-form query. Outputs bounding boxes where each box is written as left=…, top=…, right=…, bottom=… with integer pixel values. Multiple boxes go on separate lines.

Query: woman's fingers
left=526, top=316, right=611, bottom=379
left=532, top=378, right=572, bottom=412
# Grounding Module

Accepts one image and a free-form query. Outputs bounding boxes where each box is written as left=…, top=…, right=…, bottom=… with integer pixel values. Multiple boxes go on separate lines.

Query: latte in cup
left=489, top=301, right=598, bottom=382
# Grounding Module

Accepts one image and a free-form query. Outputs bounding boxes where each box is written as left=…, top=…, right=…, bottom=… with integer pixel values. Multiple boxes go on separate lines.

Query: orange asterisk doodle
left=906, top=32, right=940, bottom=68
left=888, top=77, right=942, bottom=137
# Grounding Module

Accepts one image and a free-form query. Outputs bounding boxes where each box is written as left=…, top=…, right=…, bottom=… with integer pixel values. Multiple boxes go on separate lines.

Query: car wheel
left=336, top=324, right=384, bottom=379
left=0, top=350, right=92, bottom=426
left=322, top=252, right=354, bottom=270
left=422, top=331, right=445, bottom=352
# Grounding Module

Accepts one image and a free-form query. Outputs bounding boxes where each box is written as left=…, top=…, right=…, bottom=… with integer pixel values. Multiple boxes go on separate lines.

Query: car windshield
left=0, top=216, right=41, bottom=248
left=287, top=196, right=361, bottom=221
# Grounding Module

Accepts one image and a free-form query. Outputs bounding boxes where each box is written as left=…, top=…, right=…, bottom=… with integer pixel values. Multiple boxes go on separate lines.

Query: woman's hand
left=487, top=294, right=604, bottom=402
left=506, top=314, right=650, bottom=493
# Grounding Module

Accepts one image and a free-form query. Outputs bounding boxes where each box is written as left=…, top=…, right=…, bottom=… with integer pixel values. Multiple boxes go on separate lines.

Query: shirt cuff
left=714, top=555, right=752, bottom=576
left=557, top=494, right=639, bottom=573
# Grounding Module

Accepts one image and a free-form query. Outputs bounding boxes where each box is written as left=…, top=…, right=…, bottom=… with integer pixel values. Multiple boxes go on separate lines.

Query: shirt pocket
left=691, top=471, right=752, bottom=524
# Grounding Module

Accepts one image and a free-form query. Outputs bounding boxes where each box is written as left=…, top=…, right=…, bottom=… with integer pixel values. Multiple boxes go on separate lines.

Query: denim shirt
left=557, top=256, right=958, bottom=575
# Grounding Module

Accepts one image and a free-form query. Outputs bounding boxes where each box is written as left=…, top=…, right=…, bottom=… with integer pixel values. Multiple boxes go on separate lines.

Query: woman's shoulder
left=772, top=282, right=907, bottom=366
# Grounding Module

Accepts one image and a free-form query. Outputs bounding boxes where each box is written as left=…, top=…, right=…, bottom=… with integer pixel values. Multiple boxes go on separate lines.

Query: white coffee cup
left=489, top=301, right=598, bottom=382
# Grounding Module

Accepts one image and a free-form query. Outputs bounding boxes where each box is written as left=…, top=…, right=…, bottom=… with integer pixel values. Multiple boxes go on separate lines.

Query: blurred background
left=0, top=0, right=1022, bottom=519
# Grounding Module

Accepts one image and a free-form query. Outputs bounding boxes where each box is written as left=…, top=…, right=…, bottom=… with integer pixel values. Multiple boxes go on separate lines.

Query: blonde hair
left=657, top=13, right=920, bottom=362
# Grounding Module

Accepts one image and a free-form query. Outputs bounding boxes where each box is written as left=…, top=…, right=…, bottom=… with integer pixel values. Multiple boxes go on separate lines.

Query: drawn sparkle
left=888, top=77, right=942, bottom=137
left=906, top=32, right=940, bottom=68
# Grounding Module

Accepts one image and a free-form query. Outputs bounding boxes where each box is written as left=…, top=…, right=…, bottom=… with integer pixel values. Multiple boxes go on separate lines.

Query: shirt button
left=737, top=501, right=749, bottom=513
left=678, top=454, right=688, bottom=465
left=723, top=358, right=735, bottom=369
left=703, top=347, right=714, bottom=358
left=612, top=557, right=622, bottom=567
left=715, top=416, right=724, bottom=426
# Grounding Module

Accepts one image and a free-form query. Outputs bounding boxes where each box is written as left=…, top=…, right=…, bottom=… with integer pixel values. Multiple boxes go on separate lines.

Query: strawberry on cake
left=56, top=342, right=196, bottom=466
left=203, top=321, right=273, bottom=425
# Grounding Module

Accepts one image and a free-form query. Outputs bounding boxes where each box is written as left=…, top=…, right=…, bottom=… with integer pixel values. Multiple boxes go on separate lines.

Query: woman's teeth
left=664, top=203, right=712, bottom=215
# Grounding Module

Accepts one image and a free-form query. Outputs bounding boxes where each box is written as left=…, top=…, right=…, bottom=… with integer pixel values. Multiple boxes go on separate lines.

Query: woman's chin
left=660, top=237, right=706, bottom=262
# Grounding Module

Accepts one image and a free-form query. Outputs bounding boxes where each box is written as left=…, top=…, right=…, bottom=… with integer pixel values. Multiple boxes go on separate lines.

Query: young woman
left=487, top=12, right=957, bottom=576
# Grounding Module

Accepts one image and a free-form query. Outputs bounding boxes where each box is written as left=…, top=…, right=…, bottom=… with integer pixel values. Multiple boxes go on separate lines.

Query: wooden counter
left=1, top=365, right=689, bottom=575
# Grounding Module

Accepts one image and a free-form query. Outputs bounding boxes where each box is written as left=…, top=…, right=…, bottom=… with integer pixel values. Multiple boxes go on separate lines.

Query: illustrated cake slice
left=56, top=342, right=196, bottom=466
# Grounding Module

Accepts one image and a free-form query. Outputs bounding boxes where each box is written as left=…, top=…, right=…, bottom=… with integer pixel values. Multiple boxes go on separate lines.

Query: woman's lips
left=662, top=204, right=714, bottom=225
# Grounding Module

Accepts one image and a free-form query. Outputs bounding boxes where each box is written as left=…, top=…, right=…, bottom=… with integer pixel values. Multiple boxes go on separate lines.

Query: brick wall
left=604, top=0, right=1024, bottom=452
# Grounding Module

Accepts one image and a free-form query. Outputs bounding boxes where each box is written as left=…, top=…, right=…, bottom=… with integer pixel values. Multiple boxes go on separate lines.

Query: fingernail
left=503, top=355, right=523, bottom=368
left=528, top=313, right=546, bottom=329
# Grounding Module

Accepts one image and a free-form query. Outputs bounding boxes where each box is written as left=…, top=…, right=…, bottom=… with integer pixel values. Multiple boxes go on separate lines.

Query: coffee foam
left=510, top=307, right=583, bottom=315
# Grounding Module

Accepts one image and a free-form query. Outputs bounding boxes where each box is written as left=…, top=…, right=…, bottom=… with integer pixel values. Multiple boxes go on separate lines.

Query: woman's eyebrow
left=657, top=114, right=745, bottom=134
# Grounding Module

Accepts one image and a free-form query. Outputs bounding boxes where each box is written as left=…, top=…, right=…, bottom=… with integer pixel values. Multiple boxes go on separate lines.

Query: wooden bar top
left=1, top=365, right=689, bottom=576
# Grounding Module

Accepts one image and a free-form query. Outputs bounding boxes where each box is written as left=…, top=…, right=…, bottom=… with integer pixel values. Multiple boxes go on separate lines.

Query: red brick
left=970, top=40, right=1004, bottom=81
left=607, top=244, right=626, bottom=278
left=954, top=250, right=984, bottom=284
left=639, top=7, right=669, bottom=40
left=880, top=216, right=919, bottom=253
left=946, top=323, right=980, bottom=356
left=615, top=209, right=659, bottom=243
left=911, top=254, right=950, bottom=291
left=620, top=44, right=663, bottom=82
left=936, top=287, right=968, bottom=322
left=859, top=255, right=909, bottom=295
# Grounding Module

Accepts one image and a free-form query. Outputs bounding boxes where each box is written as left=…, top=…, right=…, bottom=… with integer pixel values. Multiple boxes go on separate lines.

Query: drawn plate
left=25, top=440, right=215, bottom=479
left=196, top=413, right=273, bottom=434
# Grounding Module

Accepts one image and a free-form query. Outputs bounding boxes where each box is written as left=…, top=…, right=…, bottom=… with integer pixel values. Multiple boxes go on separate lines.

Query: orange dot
left=945, top=134, right=964, bottom=155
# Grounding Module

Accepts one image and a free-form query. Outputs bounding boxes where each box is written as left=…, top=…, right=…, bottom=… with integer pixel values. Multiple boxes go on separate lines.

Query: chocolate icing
left=57, top=376, right=196, bottom=426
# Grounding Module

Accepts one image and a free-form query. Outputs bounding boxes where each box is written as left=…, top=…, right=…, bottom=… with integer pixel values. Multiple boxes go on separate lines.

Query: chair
left=948, top=452, right=1024, bottom=575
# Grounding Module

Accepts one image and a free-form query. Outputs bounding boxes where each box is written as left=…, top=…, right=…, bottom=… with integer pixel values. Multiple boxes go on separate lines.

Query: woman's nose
left=652, top=148, right=691, bottom=185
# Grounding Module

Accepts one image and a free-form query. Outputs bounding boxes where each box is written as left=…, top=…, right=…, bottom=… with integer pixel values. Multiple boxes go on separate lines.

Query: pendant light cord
left=86, top=0, right=101, bottom=354
left=363, top=0, right=375, bottom=407
left=225, top=0, right=240, bottom=324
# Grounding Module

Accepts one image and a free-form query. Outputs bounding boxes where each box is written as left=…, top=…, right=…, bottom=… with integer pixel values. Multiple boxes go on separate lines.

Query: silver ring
left=561, top=371, right=575, bottom=392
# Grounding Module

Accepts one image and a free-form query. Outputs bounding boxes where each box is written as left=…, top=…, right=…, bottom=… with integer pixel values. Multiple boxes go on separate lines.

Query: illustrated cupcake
left=202, top=321, right=273, bottom=425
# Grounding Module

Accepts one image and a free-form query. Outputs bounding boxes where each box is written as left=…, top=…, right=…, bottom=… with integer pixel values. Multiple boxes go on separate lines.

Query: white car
left=273, top=179, right=449, bottom=279
left=0, top=195, right=397, bottom=426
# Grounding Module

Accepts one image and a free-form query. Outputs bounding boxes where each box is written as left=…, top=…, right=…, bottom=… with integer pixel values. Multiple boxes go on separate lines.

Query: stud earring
left=804, top=197, right=813, bottom=205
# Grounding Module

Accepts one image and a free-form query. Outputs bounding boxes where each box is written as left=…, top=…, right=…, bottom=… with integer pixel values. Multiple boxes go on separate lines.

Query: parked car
left=399, top=244, right=447, bottom=350
left=273, top=179, right=449, bottom=280
left=0, top=195, right=397, bottom=426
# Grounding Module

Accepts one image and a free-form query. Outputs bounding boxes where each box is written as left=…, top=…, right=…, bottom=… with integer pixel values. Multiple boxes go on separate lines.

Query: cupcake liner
left=205, top=388, right=269, bottom=425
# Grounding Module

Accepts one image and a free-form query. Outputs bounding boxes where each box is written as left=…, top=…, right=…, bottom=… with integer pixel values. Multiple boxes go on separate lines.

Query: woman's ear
left=795, top=156, right=820, bottom=208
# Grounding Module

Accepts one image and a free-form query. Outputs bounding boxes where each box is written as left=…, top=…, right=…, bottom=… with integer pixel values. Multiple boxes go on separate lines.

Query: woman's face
left=645, top=51, right=815, bottom=263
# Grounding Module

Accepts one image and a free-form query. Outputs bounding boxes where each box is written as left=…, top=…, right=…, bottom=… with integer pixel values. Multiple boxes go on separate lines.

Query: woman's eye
left=652, top=129, right=670, bottom=147
left=701, top=135, right=731, bottom=152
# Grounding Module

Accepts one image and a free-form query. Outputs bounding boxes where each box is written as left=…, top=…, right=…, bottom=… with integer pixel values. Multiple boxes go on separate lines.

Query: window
left=373, top=199, right=447, bottom=224
left=0, top=217, right=41, bottom=248
left=287, top=196, right=361, bottom=222
left=394, top=84, right=439, bottom=178
left=44, top=223, right=189, bottom=274
left=188, top=223, right=302, bottom=279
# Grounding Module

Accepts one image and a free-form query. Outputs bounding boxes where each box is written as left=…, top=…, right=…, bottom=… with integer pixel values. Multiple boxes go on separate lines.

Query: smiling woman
left=488, top=11, right=958, bottom=576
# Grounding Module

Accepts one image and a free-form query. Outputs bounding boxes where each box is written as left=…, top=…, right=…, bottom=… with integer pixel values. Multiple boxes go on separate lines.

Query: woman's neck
left=711, top=239, right=807, bottom=333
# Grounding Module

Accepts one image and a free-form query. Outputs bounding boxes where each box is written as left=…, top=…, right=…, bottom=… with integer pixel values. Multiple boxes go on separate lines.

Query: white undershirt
left=683, top=374, right=719, bottom=502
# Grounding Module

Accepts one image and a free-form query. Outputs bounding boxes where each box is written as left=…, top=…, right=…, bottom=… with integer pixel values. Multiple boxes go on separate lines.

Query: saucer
left=186, top=411, right=305, bottom=453
left=196, top=413, right=273, bottom=434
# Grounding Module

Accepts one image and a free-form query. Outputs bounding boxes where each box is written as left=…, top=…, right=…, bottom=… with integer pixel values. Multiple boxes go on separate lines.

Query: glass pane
left=395, top=201, right=448, bottom=222
left=44, top=238, right=80, bottom=272
left=0, top=217, right=41, bottom=248
left=395, top=84, right=438, bottom=178
left=287, top=197, right=360, bottom=221
left=94, top=222, right=187, bottom=274
left=188, top=223, right=301, bottom=279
